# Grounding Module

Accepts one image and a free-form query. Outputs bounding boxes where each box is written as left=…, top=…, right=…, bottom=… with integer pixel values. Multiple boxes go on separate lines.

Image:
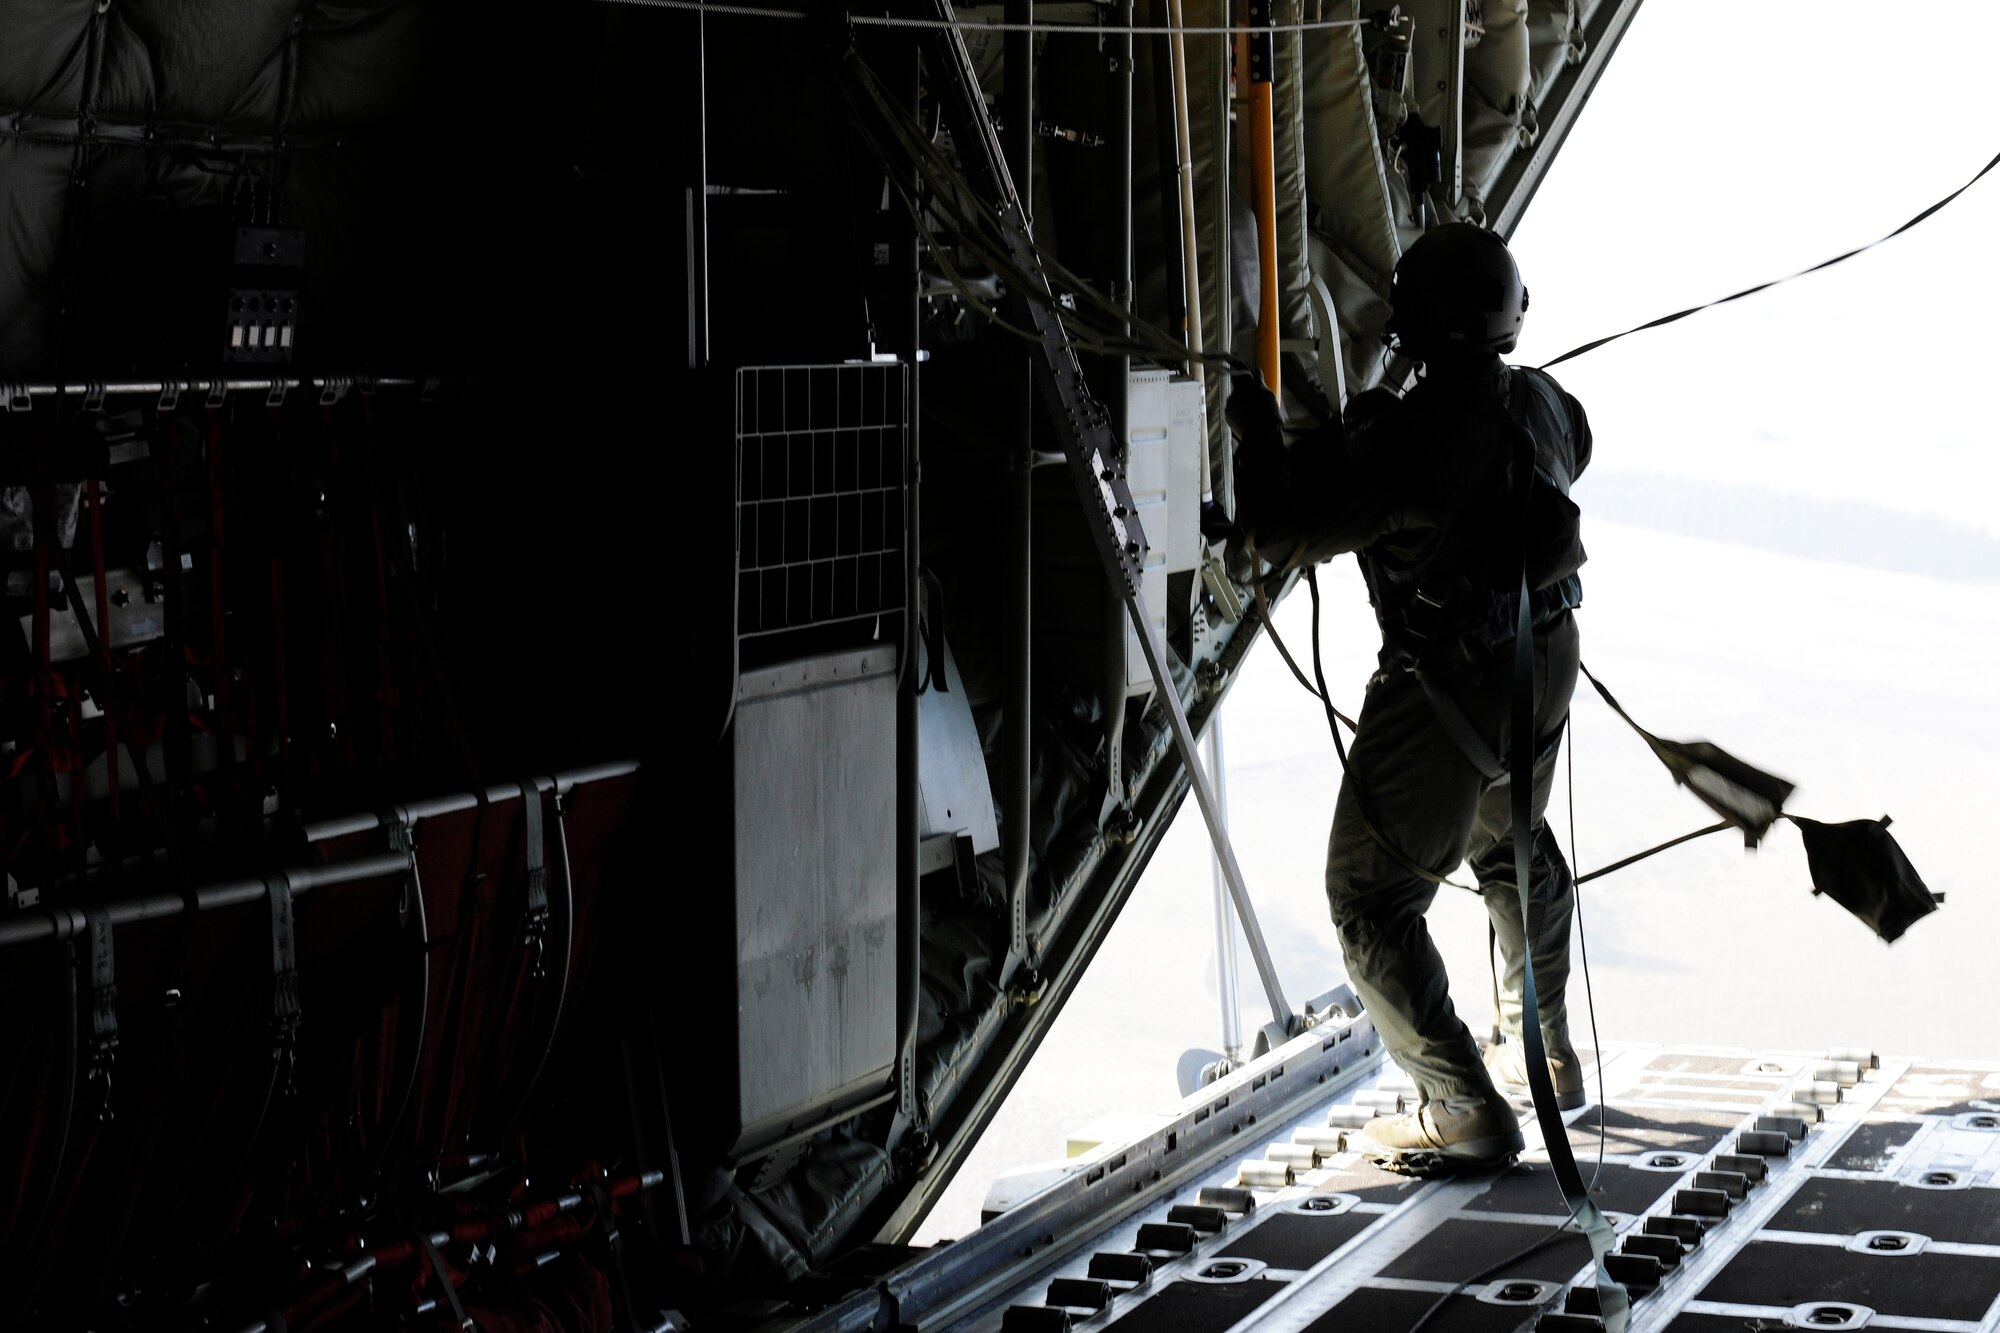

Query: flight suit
left=1235, top=353, right=1592, bottom=1105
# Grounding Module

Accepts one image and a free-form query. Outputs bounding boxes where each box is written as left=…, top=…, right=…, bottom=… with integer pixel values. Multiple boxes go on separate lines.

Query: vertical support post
left=1205, top=716, right=1242, bottom=1063
left=890, top=32, right=926, bottom=1128
left=1164, top=0, right=1210, bottom=499
left=1246, top=0, right=1281, bottom=397
left=1003, top=0, right=1036, bottom=977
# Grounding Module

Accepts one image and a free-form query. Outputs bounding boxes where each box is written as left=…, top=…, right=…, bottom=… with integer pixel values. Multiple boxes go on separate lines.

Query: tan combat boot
left=1351, top=1096, right=1525, bottom=1173
left=1484, top=1039, right=1587, bottom=1111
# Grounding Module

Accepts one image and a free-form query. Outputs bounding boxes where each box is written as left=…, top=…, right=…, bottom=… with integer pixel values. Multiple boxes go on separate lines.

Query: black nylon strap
left=1507, top=453, right=1626, bottom=1330
left=1417, top=673, right=1506, bottom=782
left=1541, top=147, right=2000, bottom=371
left=267, top=873, right=301, bottom=1092
left=84, top=905, right=118, bottom=1121
left=520, top=782, right=549, bottom=979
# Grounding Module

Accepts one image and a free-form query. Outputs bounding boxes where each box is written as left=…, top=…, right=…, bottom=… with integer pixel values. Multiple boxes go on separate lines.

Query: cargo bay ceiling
left=0, top=0, right=1643, bottom=1328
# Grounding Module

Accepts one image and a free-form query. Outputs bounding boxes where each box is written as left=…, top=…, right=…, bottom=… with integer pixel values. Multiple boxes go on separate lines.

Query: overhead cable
left=592, top=0, right=1384, bottom=36
left=1541, top=145, right=2000, bottom=370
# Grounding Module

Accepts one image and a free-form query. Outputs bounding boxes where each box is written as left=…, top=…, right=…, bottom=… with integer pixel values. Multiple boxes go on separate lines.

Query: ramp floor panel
left=1555, top=1105, right=1740, bottom=1156
left=1695, top=1239, right=2000, bottom=1322
left=1463, top=1162, right=1677, bottom=1219
left=1099, top=1277, right=1289, bottom=1333
left=1308, top=1162, right=1424, bottom=1205
left=1377, top=1219, right=1593, bottom=1285
left=1822, top=1118, right=1922, bottom=1173
left=1768, top=1174, right=2000, bottom=1243
left=1213, top=1212, right=1377, bottom=1270
left=1298, top=1287, right=1540, bottom=1333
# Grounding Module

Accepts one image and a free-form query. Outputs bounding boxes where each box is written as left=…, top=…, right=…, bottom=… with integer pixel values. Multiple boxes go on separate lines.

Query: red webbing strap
left=87, top=477, right=121, bottom=841
left=353, top=396, right=489, bottom=843
left=270, top=552, right=292, bottom=803
left=362, top=419, right=397, bottom=773
left=64, top=683, right=89, bottom=858
left=314, top=405, right=352, bottom=778
left=205, top=408, right=235, bottom=763
left=30, top=482, right=60, bottom=873
left=160, top=421, right=194, bottom=790
left=418, top=1233, right=474, bottom=1332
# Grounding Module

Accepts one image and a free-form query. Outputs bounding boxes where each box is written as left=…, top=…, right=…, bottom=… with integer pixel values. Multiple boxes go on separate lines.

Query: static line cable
left=592, top=0, right=1388, bottom=36
left=1541, top=144, right=2000, bottom=370
left=1574, top=820, right=1732, bottom=886
left=1566, top=730, right=1608, bottom=1187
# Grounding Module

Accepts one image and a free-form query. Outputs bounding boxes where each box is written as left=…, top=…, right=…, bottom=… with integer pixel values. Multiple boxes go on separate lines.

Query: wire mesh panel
left=735, top=362, right=909, bottom=647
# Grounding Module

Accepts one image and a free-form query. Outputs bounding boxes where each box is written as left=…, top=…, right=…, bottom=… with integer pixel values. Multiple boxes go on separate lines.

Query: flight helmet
left=1383, top=223, right=1529, bottom=357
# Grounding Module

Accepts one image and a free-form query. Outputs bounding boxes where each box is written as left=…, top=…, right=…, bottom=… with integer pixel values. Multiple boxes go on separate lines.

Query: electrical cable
left=1541, top=144, right=2000, bottom=370
left=1403, top=1215, right=1587, bottom=1333
left=594, top=0, right=1385, bottom=36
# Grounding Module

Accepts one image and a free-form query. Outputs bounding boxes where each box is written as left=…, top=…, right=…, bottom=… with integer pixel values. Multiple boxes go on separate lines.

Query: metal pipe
left=1246, top=0, right=1280, bottom=396
left=892, top=30, right=926, bottom=1125
left=301, top=759, right=640, bottom=842
left=1003, top=0, right=1036, bottom=975
left=1165, top=0, right=1210, bottom=498
left=0, top=852, right=413, bottom=949
left=1205, top=715, right=1242, bottom=1062
left=0, top=376, right=469, bottom=407
left=1127, top=599, right=1291, bottom=1031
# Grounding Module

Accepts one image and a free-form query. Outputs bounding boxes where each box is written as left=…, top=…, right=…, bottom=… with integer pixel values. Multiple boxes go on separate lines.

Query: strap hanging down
left=519, top=782, right=549, bottom=979
left=267, top=873, right=302, bottom=1093
left=1505, top=442, right=1627, bottom=1331
left=84, top=906, right=119, bottom=1121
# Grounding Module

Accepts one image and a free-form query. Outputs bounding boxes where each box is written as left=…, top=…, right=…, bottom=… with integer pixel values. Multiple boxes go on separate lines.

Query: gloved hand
left=1225, top=371, right=1284, bottom=452
left=1342, top=385, right=1403, bottom=434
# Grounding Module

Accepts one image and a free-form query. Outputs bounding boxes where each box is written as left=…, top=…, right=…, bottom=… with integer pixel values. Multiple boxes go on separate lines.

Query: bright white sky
left=915, top=0, right=2000, bottom=1244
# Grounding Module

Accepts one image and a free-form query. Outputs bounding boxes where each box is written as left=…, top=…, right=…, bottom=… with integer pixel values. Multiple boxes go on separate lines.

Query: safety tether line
left=1505, top=430, right=1627, bottom=1331
left=1541, top=146, right=2000, bottom=370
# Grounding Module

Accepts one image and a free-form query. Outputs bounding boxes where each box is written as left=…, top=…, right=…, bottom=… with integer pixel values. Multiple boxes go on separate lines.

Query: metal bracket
left=266, top=377, right=292, bottom=408
left=318, top=376, right=352, bottom=407
left=157, top=379, right=183, bottom=413
left=206, top=379, right=229, bottom=409
left=82, top=382, right=105, bottom=414
left=4, top=383, right=29, bottom=413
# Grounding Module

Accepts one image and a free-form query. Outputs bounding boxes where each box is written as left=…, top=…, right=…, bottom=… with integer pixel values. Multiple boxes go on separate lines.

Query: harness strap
left=520, top=782, right=549, bottom=979
left=1416, top=673, right=1505, bottom=782
left=84, top=905, right=118, bottom=1121
left=1506, top=445, right=1626, bottom=1332
left=267, top=872, right=301, bottom=1093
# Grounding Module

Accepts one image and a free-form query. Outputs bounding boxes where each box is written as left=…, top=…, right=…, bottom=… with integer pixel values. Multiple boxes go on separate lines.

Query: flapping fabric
left=1578, top=665, right=1794, bottom=847
left=1788, top=815, right=1941, bottom=944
